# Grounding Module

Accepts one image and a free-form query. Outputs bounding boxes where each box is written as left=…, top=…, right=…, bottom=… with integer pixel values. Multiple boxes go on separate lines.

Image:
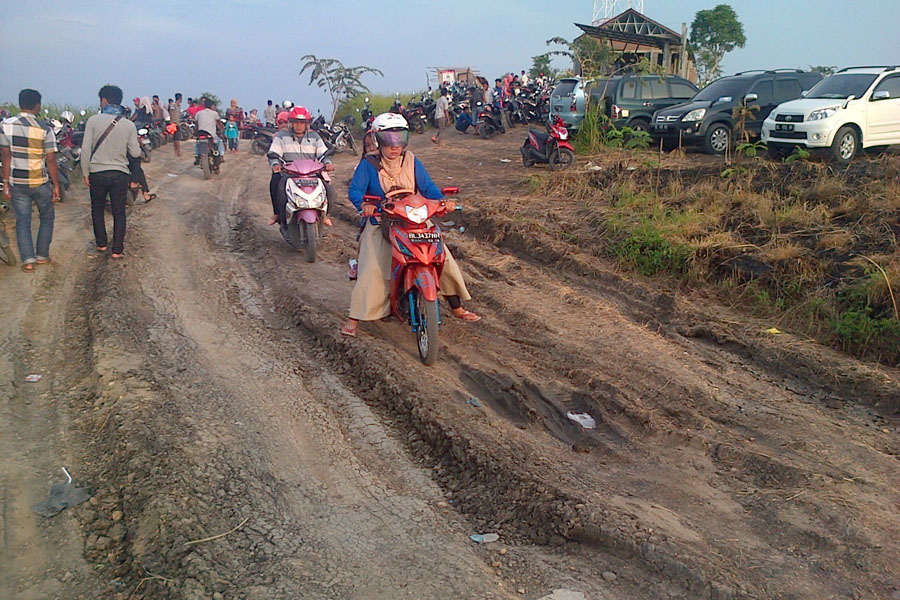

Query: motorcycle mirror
left=365, top=97, right=369, bottom=102
left=80, top=110, right=86, bottom=116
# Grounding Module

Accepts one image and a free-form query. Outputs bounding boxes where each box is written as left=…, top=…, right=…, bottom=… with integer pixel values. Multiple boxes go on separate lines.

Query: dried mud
left=1, top=130, right=898, bottom=600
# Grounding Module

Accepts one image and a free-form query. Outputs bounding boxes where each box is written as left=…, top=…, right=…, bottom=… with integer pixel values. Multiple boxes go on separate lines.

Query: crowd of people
left=1, top=75, right=505, bottom=332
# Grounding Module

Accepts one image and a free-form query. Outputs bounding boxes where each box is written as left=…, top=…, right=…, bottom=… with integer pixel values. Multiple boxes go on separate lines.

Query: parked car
left=549, top=74, right=697, bottom=132
left=652, top=69, right=823, bottom=154
left=761, top=66, right=900, bottom=163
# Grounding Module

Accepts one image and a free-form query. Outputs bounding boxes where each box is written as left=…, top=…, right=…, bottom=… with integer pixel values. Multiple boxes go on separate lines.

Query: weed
left=612, top=223, right=691, bottom=276
left=784, top=146, right=811, bottom=164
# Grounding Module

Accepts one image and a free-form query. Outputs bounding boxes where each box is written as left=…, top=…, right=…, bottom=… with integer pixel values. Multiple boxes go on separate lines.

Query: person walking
left=81, top=84, right=140, bottom=259
left=431, top=87, right=451, bottom=145
left=0, top=88, right=61, bottom=271
left=169, top=92, right=183, bottom=156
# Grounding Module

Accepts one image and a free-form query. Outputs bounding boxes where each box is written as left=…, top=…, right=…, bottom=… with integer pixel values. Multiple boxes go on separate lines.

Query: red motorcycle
left=520, top=115, right=575, bottom=170
left=362, top=187, right=460, bottom=365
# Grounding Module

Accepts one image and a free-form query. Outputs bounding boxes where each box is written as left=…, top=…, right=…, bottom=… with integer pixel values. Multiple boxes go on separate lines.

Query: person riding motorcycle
left=340, top=113, right=480, bottom=337
left=266, top=106, right=334, bottom=227
left=194, top=97, right=226, bottom=164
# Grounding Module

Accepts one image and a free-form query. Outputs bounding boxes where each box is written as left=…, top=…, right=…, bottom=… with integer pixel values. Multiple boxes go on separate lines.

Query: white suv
left=761, top=66, right=900, bottom=163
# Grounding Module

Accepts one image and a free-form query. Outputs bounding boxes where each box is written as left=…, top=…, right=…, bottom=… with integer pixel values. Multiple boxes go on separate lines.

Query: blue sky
left=2, top=0, right=897, bottom=116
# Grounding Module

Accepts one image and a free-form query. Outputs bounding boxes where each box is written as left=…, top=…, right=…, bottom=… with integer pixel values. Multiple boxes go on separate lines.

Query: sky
left=2, top=0, right=898, bottom=117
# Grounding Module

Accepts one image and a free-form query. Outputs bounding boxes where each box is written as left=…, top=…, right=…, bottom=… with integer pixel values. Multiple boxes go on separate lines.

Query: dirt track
left=0, top=129, right=898, bottom=600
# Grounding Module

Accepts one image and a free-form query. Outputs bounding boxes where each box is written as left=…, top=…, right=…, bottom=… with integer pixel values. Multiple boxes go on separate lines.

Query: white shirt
left=196, top=108, right=219, bottom=136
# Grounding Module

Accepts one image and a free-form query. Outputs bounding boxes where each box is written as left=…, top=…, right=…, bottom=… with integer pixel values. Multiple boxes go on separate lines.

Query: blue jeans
left=10, top=182, right=54, bottom=263
left=227, top=136, right=238, bottom=150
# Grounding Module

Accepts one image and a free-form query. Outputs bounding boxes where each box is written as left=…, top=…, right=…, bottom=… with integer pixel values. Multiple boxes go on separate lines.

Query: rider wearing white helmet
left=340, top=113, right=480, bottom=337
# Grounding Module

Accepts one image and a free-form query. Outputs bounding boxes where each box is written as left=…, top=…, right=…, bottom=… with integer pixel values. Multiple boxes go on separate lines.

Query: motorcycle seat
left=529, top=129, right=549, bottom=143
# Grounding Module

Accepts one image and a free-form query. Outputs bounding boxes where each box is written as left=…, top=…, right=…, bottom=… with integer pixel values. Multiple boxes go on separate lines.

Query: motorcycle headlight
left=807, top=106, right=839, bottom=121
left=681, top=109, right=706, bottom=122
left=137, top=128, right=148, bottom=135
left=405, top=204, right=428, bottom=224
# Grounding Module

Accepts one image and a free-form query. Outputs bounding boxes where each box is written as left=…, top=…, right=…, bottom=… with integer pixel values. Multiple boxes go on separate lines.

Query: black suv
left=651, top=69, right=823, bottom=154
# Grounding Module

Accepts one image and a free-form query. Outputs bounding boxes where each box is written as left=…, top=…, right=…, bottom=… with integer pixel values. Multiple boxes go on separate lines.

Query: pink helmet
left=288, top=106, right=311, bottom=122
left=276, top=111, right=289, bottom=124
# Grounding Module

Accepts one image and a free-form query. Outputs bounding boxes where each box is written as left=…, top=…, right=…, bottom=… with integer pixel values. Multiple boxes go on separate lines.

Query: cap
left=133, top=97, right=140, bottom=103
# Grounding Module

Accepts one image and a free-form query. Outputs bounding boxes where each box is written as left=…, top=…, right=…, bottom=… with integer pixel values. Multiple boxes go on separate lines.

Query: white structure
left=592, top=0, right=645, bottom=25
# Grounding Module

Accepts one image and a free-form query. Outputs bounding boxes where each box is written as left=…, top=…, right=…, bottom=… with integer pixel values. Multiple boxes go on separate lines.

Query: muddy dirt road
left=1, top=129, right=898, bottom=600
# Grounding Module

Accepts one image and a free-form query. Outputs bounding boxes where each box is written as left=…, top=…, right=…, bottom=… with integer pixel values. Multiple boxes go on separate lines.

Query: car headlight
left=807, top=106, right=839, bottom=121
left=405, top=204, right=428, bottom=224
left=681, top=108, right=706, bottom=122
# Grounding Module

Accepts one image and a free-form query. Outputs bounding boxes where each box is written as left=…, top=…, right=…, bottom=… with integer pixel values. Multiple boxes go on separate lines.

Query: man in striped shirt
left=0, top=89, right=60, bottom=271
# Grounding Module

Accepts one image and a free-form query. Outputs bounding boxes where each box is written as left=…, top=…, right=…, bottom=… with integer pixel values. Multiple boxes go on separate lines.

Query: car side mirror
left=743, top=93, right=758, bottom=104
left=800, top=90, right=808, bottom=97
left=872, top=90, right=891, bottom=101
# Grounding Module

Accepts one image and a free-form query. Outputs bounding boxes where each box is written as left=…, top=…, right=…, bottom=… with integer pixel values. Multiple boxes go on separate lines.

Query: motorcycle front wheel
left=304, top=221, right=318, bottom=263
left=549, top=148, right=575, bottom=171
left=346, top=135, right=357, bottom=156
left=415, top=292, right=440, bottom=365
left=251, top=138, right=268, bottom=155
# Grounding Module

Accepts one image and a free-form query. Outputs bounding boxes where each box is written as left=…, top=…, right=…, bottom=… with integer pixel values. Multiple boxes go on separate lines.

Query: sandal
left=96, top=246, right=108, bottom=252
left=452, top=308, right=482, bottom=322
left=267, top=215, right=279, bottom=226
left=340, top=321, right=358, bottom=337
left=36, top=257, right=51, bottom=264
left=111, top=253, right=125, bottom=259
left=323, top=216, right=333, bottom=227
left=143, top=193, right=157, bottom=202
left=21, top=263, right=35, bottom=272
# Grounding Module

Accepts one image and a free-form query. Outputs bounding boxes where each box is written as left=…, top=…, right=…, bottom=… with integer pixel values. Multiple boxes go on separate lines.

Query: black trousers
left=128, top=156, right=149, bottom=192
left=274, top=174, right=334, bottom=225
left=89, top=171, right=129, bottom=254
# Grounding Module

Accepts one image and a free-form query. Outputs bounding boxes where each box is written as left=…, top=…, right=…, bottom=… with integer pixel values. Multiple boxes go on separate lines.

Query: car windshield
left=693, top=78, right=748, bottom=102
left=552, top=80, right=577, bottom=97
left=806, top=74, right=878, bottom=99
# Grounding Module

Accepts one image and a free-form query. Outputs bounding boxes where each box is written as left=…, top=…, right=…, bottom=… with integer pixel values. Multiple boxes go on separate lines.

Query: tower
left=592, top=0, right=645, bottom=25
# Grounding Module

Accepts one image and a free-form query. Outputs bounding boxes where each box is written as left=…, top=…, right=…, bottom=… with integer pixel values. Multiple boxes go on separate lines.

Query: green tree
left=529, top=54, right=559, bottom=82
left=544, top=35, right=612, bottom=79
left=689, top=4, right=746, bottom=85
left=810, top=65, right=836, bottom=77
left=299, top=55, right=383, bottom=121
left=197, top=92, right=222, bottom=111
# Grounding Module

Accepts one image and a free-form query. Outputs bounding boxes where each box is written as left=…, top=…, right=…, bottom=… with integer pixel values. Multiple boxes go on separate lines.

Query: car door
left=867, top=74, right=900, bottom=145
left=744, top=79, right=775, bottom=134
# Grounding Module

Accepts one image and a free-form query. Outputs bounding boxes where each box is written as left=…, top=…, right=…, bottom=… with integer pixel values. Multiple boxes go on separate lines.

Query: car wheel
left=629, top=119, right=650, bottom=133
left=830, top=126, right=858, bottom=164
left=704, top=123, right=731, bottom=155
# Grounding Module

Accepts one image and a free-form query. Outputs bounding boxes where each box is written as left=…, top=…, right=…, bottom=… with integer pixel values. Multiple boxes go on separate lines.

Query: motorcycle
left=196, top=131, right=222, bottom=180
left=136, top=126, right=153, bottom=162
left=277, top=158, right=330, bottom=262
left=520, top=115, right=575, bottom=170
left=391, top=96, right=427, bottom=134
left=474, top=102, right=505, bottom=139
left=312, top=115, right=357, bottom=156
left=359, top=97, right=374, bottom=132
left=361, top=186, right=461, bottom=365
left=248, top=123, right=276, bottom=155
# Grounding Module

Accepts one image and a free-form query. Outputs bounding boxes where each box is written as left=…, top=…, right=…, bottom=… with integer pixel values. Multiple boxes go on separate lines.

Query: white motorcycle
left=279, top=158, right=330, bottom=262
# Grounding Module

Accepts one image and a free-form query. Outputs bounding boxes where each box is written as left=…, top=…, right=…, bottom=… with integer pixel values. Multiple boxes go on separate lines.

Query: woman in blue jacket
left=340, top=113, right=480, bottom=337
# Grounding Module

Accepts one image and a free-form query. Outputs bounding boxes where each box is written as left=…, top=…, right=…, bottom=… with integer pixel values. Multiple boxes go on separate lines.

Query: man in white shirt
left=520, top=70, right=530, bottom=87
left=194, top=98, right=225, bottom=163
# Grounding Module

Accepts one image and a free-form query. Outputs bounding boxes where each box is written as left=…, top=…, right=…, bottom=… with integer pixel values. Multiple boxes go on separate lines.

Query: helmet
left=49, top=119, right=63, bottom=135
left=288, top=106, right=311, bottom=122
left=371, top=112, right=409, bottom=148
left=60, top=110, right=74, bottom=123
left=276, top=111, right=289, bottom=124
left=282, top=99, right=294, bottom=110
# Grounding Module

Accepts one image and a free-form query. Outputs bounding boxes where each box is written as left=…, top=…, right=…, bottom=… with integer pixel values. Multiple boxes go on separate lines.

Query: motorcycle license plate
left=408, top=232, right=440, bottom=243
left=294, top=178, right=319, bottom=186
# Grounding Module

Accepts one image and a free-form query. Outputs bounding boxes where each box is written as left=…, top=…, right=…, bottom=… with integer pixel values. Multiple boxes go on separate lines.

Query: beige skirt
left=349, top=222, right=471, bottom=321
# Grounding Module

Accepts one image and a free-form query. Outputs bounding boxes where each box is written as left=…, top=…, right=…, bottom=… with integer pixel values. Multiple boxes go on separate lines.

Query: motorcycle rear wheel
left=413, top=119, right=425, bottom=134
left=141, top=147, right=151, bottom=163
left=0, top=243, right=16, bottom=266
left=251, top=138, right=268, bottom=155
left=479, top=124, right=493, bottom=139
left=304, top=221, right=318, bottom=263
left=201, top=155, right=211, bottom=180
left=415, top=292, right=440, bottom=365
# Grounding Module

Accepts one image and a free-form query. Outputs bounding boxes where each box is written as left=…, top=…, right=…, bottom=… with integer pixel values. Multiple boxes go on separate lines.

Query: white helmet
left=60, top=110, right=74, bottom=123
left=49, top=118, right=63, bottom=135
left=371, top=112, right=408, bottom=132
left=371, top=113, right=409, bottom=148
left=282, top=99, right=294, bottom=109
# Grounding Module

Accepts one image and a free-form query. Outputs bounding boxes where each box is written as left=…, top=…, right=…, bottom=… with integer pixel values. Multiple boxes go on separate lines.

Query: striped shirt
left=0, top=113, right=57, bottom=187
left=267, top=129, right=331, bottom=168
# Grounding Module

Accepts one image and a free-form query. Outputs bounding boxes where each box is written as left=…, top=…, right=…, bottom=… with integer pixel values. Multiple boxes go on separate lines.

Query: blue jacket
left=348, top=154, right=443, bottom=211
